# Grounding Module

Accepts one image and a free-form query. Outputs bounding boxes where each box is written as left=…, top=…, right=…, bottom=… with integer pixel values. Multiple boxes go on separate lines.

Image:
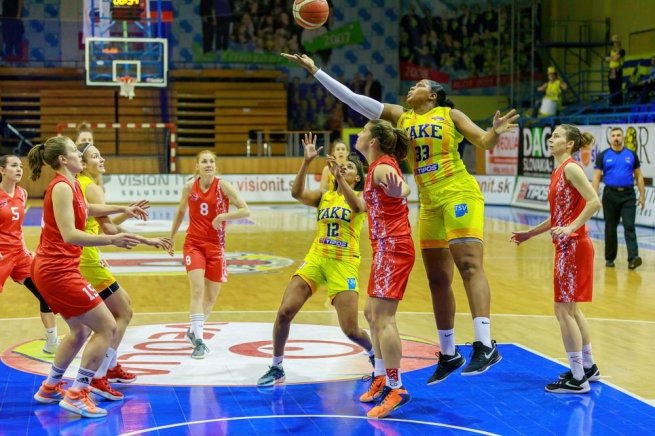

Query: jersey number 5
left=11, top=206, right=19, bottom=221
left=415, top=145, right=430, bottom=162
left=327, top=223, right=339, bottom=237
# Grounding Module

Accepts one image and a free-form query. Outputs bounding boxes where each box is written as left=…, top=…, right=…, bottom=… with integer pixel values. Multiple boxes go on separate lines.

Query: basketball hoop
left=118, top=76, right=136, bottom=100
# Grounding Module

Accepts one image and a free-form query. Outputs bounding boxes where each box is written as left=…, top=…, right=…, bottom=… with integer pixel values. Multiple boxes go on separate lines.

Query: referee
left=592, top=127, right=646, bottom=269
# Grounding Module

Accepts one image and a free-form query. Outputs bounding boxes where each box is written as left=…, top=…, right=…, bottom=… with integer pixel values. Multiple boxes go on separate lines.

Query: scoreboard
left=111, top=0, right=143, bottom=21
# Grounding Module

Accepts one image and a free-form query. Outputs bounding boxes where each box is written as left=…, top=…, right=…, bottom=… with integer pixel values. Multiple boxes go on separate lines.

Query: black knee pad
left=23, top=277, right=53, bottom=313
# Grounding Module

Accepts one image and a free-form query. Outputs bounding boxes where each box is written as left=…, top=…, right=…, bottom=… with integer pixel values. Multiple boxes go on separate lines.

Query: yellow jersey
left=78, top=174, right=100, bottom=236
left=399, top=106, right=465, bottom=189
left=310, top=190, right=365, bottom=260
left=545, top=80, right=562, bottom=103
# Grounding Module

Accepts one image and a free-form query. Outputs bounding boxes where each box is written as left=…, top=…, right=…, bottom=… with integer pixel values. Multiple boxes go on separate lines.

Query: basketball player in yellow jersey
left=282, top=53, right=518, bottom=385
left=76, top=140, right=171, bottom=400
left=257, top=133, right=373, bottom=387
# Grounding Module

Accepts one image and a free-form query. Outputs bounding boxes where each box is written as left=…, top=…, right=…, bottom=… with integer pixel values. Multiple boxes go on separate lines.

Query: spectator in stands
left=634, top=55, right=655, bottom=104
left=363, top=71, right=382, bottom=102
left=592, top=127, right=645, bottom=269
left=605, top=35, right=626, bottom=106
left=537, top=66, right=568, bottom=117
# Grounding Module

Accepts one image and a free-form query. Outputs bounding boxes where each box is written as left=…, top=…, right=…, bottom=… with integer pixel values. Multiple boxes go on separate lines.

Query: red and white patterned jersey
left=549, top=158, right=588, bottom=242
left=186, top=177, right=229, bottom=249
left=363, top=155, right=412, bottom=241
left=0, top=185, right=28, bottom=255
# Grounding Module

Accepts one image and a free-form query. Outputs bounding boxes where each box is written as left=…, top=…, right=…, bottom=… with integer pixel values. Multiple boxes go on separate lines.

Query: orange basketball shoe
left=33, top=380, right=67, bottom=404
left=366, top=386, right=411, bottom=419
left=90, top=377, right=124, bottom=401
left=59, top=388, right=107, bottom=418
left=359, top=375, right=386, bottom=403
left=106, top=364, right=137, bottom=383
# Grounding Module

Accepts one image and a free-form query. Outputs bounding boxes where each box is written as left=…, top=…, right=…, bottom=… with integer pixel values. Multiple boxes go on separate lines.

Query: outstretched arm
left=281, top=53, right=405, bottom=124
left=451, top=108, right=519, bottom=150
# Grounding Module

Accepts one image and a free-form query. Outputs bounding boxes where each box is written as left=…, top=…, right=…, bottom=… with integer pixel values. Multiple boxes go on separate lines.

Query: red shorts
left=31, top=255, right=102, bottom=319
left=183, top=239, right=227, bottom=283
left=368, top=236, right=415, bottom=300
left=553, top=236, right=594, bottom=303
left=0, top=250, right=32, bottom=292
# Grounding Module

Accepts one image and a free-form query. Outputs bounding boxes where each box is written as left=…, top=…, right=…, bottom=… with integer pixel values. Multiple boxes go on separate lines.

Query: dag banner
left=518, top=124, right=555, bottom=178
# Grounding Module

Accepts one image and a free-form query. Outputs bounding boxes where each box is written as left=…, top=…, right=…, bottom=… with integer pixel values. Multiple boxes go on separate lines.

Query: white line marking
left=119, top=414, right=500, bottom=436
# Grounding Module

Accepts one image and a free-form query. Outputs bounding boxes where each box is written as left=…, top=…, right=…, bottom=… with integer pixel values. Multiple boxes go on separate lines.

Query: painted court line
left=119, top=414, right=500, bottom=436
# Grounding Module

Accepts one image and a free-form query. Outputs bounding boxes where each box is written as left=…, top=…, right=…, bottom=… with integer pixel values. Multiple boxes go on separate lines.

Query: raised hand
left=326, top=155, right=343, bottom=180
left=111, top=233, right=142, bottom=249
left=379, top=172, right=403, bottom=198
left=301, top=132, right=322, bottom=162
left=492, top=109, right=520, bottom=135
left=280, top=53, right=319, bottom=74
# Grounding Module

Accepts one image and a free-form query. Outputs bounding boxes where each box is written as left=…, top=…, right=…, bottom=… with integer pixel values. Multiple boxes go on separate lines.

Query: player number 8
left=200, top=202, right=209, bottom=216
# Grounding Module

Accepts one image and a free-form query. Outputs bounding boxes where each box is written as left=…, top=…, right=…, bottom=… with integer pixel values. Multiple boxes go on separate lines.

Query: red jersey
left=548, top=158, right=588, bottom=242
left=186, top=177, right=229, bottom=248
left=0, top=185, right=28, bottom=255
left=36, top=174, right=87, bottom=260
left=363, top=155, right=412, bottom=241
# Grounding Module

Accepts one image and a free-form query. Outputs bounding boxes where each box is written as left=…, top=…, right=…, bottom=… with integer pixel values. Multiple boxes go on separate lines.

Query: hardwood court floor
left=1, top=203, right=654, bottom=403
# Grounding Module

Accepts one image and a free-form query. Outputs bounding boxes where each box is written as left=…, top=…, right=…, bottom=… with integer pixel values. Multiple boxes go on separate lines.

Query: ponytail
left=28, top=137, right=71, bottom=181
left=560, top=124, right=594, bottom=153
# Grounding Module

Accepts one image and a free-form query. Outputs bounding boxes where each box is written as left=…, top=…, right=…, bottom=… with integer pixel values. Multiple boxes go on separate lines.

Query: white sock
left=272, top=355, right=283, bottom=367
left=45, top=363, right=66, bottom=386
left=94, top=348, right=116, bottom=379
left=385, top=368, right=402, bottom=388
left=374, top=358, right=385, bottom=377
left=567, top=351, right=584, bottom=380
left=582, top=344, right=595, bottom=368
left=190, top=313, right=204, bottom=342
left=110, top=349, right=118, bottom=369
left=45, top=327, right=58, bottom=343
left=204, top=314, right=210, bottom=322
left=473, top=317, right=492, bottom=347
left=438, top=329, right=456, bottom=356
left=72, top=367, right=95, bottom=391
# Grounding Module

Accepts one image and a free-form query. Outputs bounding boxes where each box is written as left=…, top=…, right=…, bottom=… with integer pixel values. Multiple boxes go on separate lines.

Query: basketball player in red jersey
left=338, top=119, right=414, bottom=419
left=169, top=150, right=250, bottom=359
left=0, top=155, right=59, bottom=354
left=29, top=136, right=147, bottom=418
left=511, top=124, right=601, bottom=394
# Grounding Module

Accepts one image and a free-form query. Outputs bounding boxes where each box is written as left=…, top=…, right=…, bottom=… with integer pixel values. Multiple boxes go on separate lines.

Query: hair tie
left=39, top=144, right=46, bottom=150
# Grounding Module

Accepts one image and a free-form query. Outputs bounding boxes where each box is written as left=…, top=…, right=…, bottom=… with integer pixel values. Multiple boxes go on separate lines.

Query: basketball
left=292, top=0, right=329, bottom=30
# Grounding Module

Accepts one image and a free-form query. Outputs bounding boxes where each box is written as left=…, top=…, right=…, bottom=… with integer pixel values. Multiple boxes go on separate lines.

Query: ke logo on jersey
left=454, top=203, right=468, bottom=218
left=407, top=124, right=443, bottom=140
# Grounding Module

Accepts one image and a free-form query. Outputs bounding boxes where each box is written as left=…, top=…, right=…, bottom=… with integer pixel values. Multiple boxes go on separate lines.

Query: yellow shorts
left=295, top=251, right=360, bottom=300
left=79, top=246, right=117, bottom=292
left=418, top=174, right=485, bottom=249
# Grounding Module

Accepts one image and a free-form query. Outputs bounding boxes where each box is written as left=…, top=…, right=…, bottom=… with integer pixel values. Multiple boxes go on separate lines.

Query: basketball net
left=118, top=76, right=136, bottom=100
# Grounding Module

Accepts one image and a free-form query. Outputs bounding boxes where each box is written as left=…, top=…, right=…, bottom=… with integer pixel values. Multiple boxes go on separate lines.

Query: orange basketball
left=292, top=0, right=329, bottom=30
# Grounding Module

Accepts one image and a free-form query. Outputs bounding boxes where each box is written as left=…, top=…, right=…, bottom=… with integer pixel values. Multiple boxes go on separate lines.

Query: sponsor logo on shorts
left=347, top=278, right=357, bottom=290
left=454, top=203, right=468, bottom=218
left=319, top=238, right=348, bottom=248
left=416, top=163, right=439, bottom=175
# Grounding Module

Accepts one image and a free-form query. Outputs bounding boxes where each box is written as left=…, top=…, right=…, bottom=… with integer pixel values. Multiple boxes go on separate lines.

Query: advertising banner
left=518, top=124, right=555, bottom=178
left=486, top=129, right=519, bottom=175
left=511, top=176, right=551, bottom=211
